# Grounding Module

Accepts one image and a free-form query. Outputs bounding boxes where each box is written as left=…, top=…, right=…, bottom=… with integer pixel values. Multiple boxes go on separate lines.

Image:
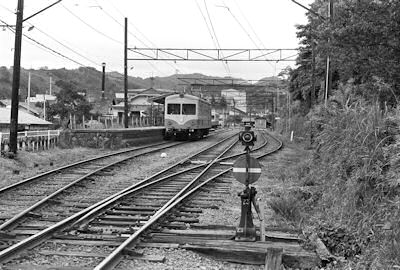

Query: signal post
left=233, top=125, right=262, bottom=241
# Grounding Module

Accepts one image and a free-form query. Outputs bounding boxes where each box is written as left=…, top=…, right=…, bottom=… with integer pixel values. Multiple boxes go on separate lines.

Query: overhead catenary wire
left=197, top=0, right=231, bottom=75
left=203, top=0, right=231, bottom=75
left=93, top=0, right=183, bottom=77
left=94, top=0, right=151, bottom=48
left=0, top=3, right=110, bottom=69
left=221, top=1, right=275, bottom=70
left=25, top=22, right=101, bottom=67
left=61, top=3, right=123, bottom=45
left=62, top=2, right=169, bottom=76
left=0, top=18, right=86, bottom=67
left=0, top=3, right=102, bottom=68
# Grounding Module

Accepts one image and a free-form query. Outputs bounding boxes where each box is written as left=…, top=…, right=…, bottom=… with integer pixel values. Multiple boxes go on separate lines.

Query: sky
left=0, top=0, right=314, bottom=80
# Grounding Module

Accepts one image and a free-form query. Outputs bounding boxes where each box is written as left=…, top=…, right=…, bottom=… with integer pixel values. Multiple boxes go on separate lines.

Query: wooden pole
left=124, top=17, right=128, bottom=128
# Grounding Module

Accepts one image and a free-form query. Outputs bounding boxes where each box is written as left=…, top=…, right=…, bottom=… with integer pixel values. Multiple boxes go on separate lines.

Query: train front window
left=167, top=104, right=180, bottom=114
left=182, top=104, right=196, bottom=115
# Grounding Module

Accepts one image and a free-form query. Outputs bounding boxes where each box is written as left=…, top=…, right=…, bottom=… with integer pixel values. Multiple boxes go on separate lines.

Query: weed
left=268, top=195, right=302, bottom=223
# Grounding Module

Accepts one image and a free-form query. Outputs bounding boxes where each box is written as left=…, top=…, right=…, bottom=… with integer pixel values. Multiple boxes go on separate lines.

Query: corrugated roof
left=0, top=108, right=52, bottom=125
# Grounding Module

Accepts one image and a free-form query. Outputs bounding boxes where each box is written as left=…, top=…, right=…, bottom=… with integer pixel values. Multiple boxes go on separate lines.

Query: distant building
left=221, top=88, right=247, bottom=113
left=212, top=106, right=246, bottom=127
left=255, top=116, right=271, bottom=129
left=0, top=107, right=53, bottom=132
left=28, top=94, right=57, bottom=104
left=112, top=87, right=175, bottom=119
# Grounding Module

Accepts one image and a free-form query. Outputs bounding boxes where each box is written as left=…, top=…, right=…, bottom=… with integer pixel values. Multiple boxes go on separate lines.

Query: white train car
left=164, top=93, right=212, bottom=140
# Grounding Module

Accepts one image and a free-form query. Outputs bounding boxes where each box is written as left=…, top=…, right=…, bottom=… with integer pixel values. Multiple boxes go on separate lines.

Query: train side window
left=167, top=104, right=180, bottom=114
left=182, top=104, right=196, bottom=115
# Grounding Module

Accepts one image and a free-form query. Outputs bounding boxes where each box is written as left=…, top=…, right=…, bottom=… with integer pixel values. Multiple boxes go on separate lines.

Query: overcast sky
left=0, top=0, right=314, bottom=80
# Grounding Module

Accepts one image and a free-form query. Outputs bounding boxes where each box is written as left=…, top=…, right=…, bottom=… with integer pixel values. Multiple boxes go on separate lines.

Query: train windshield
left=167, top=104, right=180, bottom=114
left=182, top=104, right=196, bottom=115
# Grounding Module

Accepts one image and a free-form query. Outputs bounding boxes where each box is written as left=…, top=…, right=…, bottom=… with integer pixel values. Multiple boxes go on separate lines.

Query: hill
left=0, top=66, right=287, bottom=115
left=0, top=67, right=249, bottom=101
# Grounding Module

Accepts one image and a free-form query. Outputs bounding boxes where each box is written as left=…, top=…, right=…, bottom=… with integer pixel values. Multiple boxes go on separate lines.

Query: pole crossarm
left=127, top=48, right=298, bottom=62
left=177, top=77, right=279, bottom=87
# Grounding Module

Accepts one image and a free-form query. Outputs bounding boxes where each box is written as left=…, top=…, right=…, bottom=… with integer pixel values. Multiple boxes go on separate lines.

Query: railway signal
left=233, top=125, right=262, bottom=242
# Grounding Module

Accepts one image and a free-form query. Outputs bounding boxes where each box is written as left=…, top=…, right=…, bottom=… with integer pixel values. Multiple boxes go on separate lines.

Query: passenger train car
left=164, top=93, right=212, bottom=140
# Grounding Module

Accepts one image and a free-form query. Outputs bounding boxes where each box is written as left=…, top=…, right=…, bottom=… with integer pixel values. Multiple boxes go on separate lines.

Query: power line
left=93, top=0, right=182, bottom=76
left=1, top=3, right=101, bottom=67
left=61, top=3, right=123, bottom=45
left=202, top=0, right=231, bottom=75
left=94, top=0, right=151, bottom=48
left=195, top=0, right=218, bottom=49
left=106, top=1, right=156, bottom=48
left=233, top=0, right=269, bottom=51
left=0, top=18, right=86, bottom=67
left=221, top=1, right=275, bottom=70
left=27, top=23, right=101, bottom=67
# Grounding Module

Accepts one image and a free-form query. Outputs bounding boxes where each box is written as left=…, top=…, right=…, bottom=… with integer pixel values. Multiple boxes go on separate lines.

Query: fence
left=0, top=130, right=61, bottom=152
left=71, top=115, right=164, bottom=130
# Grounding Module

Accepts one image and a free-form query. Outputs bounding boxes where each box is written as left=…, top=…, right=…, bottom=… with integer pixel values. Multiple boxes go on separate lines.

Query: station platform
left=59, top=127, right=165, bottom=149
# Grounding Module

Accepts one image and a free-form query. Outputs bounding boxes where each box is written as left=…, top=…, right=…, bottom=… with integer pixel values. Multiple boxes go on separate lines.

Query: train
left=164, top=93, right=212, bottom=140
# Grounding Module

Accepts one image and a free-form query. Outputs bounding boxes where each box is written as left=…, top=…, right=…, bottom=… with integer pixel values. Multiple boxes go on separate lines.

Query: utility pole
left=43, top=93, right=46, bottom=120
left=27, top=71, right=31, bottom=113
left=101, top=62, right=106, bottom=99
left=124, top=17, right=128, bottom=128
left=8, top=0, right=62, bottom=154
left=49, top=76, right=52, bottom=95
left=290, top=0, right=332, bottom=107
left=9, top=0, right=24, bottom=154
left=325, top=0, right=333, bottom=106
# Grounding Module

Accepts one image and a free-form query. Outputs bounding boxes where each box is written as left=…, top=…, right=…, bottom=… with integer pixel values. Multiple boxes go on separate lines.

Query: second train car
left=164, top=93, right=212, bottom=140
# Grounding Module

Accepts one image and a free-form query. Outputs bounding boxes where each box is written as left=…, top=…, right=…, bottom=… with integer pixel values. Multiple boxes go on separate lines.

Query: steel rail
left=74, top=130, right=268, bottom=228
left=74, top=131, right=268, bottom=226
left=0, top=141, right=175, bottom=194
left=72, top=133, right=240, bottom=226
left=0, top=132, right=239, bottom=263
left=96, top=131, right=281, bottom=269
left=92, top=130, right=271, bottom=268
left=0, top=141, right=183, bottom=231
left=0, top=130, right=234, bottom=231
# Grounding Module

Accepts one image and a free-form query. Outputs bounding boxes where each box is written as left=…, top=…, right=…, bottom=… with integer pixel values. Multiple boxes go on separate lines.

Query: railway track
left=0, top=141, right=182, bottom=225
left=0, top=130, right=232, bottom=247
left=0, top=129, right=279, bottom=269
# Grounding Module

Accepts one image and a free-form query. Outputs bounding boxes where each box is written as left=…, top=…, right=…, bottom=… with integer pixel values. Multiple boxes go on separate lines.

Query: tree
left=289, top=0, right=400, bottom=109
left=47, top=80, right=92, bottom=123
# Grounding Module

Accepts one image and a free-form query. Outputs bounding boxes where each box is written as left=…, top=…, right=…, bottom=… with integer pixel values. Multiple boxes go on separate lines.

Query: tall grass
left=285, top=82, right=400, bottom=267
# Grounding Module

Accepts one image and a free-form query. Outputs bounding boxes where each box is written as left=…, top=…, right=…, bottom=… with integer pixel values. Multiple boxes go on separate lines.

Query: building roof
left=115, top=88, right=174, bottom=99
left=0, top=99, right=41, bottom=116
left=28, top=94, right=57, bottom=103
left=0, top=108, right=52, bottom=125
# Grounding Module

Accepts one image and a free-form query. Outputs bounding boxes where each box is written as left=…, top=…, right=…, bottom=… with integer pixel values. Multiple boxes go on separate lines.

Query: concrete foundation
left=59, top=127, right=165, bottom=149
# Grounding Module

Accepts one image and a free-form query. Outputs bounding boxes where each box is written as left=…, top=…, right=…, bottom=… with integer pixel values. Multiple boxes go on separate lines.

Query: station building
left=0, top=107, right=53, bottom=132
left=112, top=87, right=175, bottom=120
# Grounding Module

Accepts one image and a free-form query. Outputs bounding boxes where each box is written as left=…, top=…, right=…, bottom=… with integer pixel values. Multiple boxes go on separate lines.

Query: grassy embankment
left=269, top=89, right=400, bottom=269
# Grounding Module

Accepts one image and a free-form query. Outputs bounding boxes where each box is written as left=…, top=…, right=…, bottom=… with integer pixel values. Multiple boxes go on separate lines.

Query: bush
left=268, top=195, right=302, bottom=223
left=292, top=84, right=400, bottom=267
